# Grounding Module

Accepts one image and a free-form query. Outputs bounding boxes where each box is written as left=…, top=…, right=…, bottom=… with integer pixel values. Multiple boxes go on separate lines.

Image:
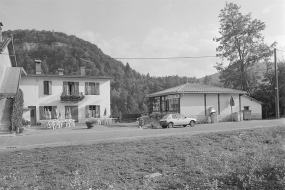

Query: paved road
left=1, top=119, right=285, bottom=151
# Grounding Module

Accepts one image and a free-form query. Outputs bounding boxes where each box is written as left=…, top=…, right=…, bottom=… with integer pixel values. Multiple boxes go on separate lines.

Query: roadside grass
left=1, top=126, right=285, bottom=189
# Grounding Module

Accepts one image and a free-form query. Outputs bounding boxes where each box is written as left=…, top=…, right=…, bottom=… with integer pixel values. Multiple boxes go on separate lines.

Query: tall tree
left=214, top=2, right=276, bottom=93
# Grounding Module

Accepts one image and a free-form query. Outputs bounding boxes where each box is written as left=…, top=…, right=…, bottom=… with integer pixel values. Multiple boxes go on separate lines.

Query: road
left=0, top=119, right=284, bottom=151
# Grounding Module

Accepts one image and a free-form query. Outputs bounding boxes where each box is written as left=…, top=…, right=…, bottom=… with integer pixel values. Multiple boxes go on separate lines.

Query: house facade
left=20, top=66, right=112, bottom=125
left=0, top=23, right=26, bottom=133
left=148, top=83, right=262, bottom=123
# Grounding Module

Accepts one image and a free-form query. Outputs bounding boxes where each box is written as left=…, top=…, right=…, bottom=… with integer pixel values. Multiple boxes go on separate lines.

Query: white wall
left=0, top=48, right=12, bottom=84
left=180, top=93, right=242, bottom=117
left=180, top=94, right=205, bottom=116
left=20, top=76, right=111, bottom=123
left=241, top=96, right=262, bottom=113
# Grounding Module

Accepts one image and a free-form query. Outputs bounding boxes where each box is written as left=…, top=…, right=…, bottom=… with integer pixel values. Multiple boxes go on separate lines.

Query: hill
left=4, top=29, right=199, bottom=115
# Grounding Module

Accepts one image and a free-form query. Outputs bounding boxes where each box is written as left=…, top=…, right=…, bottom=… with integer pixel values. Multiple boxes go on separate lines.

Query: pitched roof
left=0, top=67, right=22, bottom=98
left=0, top=36, right=12, bottom=53
left=23, top=74, right=112, bottom=80
left=148, top=83, right=247, bottom=97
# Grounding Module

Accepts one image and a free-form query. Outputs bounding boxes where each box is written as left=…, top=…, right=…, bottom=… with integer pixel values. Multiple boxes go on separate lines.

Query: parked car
left=159, top=114, right=196, bottom=128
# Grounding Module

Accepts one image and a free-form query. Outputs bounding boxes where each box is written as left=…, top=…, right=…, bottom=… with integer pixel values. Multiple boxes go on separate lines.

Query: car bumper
left=159, top=121, right=168, bottom=127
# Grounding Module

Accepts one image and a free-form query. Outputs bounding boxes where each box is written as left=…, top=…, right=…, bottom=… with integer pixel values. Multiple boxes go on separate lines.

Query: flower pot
left=86, top=123, right=95, bottom=129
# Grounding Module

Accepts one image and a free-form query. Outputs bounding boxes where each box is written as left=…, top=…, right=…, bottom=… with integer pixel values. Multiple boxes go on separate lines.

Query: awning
left=0, top=67, right=22, bottom=98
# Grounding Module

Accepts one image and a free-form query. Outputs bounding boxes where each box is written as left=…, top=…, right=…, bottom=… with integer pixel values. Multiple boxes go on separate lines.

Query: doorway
left=28, top=106, right=36, bottom=126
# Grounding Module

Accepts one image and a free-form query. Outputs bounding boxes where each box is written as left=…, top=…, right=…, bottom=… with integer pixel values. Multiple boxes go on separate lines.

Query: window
left=43, top=81, right=52, bottom=95
left=152, top=97, right=160, bottom=112
left=166, top=98, right=180, bottom=112
left=85, top=82, right=100, bottom=95
left=63, top=81, right=79, bottom=95
left=86, top=105, right=100, bottom=118
left=244, top=106, right=250, bottom=110
left=39, top=106, right=57, bottom=119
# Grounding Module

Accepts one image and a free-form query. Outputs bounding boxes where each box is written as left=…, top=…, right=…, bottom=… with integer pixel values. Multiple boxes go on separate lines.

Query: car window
left=180, top=114, right=186, bottom=119
left=172, top=114, right=177, bottom=119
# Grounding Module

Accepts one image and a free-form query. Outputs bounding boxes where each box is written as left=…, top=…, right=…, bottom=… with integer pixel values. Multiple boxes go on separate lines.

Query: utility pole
left=275, top=48, right=280, bottom=118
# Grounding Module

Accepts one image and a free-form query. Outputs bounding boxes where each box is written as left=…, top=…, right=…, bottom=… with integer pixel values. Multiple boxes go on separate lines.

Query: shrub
left=22, top=119, right=31, bottom=126
left=11, top=89, right=24, bottom=133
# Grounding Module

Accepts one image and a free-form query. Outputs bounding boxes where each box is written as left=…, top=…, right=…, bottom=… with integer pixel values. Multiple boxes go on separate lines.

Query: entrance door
left=65, top=106, right=78, bottom=122
left=29, top=106, right=36, bottom=126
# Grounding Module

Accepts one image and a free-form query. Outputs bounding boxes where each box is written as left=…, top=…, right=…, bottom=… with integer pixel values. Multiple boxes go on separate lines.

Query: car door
left=171, top=114, right=179, bottom=125
left=177, top=114, right=187, bottom=125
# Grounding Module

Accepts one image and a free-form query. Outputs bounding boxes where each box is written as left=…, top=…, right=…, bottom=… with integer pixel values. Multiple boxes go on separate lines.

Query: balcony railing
left=60, top=91, right=85, bottom=103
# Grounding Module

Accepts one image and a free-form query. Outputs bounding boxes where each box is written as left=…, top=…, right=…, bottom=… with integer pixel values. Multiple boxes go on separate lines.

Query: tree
left=214, top=2, right=276, bottom=93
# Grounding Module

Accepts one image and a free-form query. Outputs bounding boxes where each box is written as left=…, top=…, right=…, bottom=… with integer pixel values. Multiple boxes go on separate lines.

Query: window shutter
left=75, top=82, right=79, bottom=95
left=91, top=82, right=95, bottom=95
left=85, top=105, right=90, bottom=118
left=85, top=82, right=89, bottom=95
left=49, top=81, right=52, bottom=95
left=43, top=81, right=47, bottom=95
left=96, top=105, right=100, bottom=118
left=39, top=106, right=44, bottom=120
left=63, top=81, right=68, bottom=95
left=96, top=83, right=100, bottom=95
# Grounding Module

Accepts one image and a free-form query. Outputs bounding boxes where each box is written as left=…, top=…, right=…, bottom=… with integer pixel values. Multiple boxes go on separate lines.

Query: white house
left=147, top=83, right=262, bottom=123
left=0, top=23, right=26, bottom=133
left=20, top=62, right=112, bottom=125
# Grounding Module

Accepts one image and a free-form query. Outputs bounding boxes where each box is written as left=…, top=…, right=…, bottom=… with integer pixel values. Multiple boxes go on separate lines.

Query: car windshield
left=162, top=114, right=170, bottom=119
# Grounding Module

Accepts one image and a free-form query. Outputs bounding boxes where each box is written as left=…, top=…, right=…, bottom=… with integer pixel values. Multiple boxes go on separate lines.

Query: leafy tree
left=214, top=2, right=276, bottom=93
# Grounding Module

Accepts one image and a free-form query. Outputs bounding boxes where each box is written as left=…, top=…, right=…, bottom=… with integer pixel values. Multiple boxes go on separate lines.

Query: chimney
left=80, top=66, right=85, bottom=76
left=35, top=60, right=42, bottom=75
left=0, top=22, right=3, bottom=42
left=58, top=68, right=64, bottom=75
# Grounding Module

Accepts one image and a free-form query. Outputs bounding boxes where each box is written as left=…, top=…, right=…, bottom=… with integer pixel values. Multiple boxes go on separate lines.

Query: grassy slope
left=1, top=126, right=285, bottom=189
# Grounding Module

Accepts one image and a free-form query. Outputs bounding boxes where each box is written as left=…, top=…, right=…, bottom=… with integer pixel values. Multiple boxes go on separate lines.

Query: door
left=29, top=106, right=36, bottom=126
left=65, top=106, right=79, bottom=122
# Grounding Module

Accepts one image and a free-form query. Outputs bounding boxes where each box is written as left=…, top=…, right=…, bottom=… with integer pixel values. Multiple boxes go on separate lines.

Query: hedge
left=11, top=89, right=24, bottom=133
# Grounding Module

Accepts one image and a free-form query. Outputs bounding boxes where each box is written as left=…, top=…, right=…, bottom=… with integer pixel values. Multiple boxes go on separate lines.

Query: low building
left=0, top=23, right=26, bottom=133
left=147, top=83, right=262, bottom=123
left=20, top=62, right=112, bottom=125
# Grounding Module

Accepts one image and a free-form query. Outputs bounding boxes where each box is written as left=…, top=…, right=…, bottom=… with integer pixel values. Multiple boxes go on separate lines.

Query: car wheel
left=168, top=122, right=174, bottom=128
left=189, top=120, right=195, bottom=127
left=183, top=125, right=187, bottom=127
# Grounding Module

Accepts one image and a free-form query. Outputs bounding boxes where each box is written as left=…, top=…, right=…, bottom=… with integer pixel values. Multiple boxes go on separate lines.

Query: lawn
left=1, top=126, right=285, bottom=189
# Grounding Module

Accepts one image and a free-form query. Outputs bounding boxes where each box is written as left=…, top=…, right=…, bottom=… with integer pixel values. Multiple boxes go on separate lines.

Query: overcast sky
left=1, top=0, right=285, bottom=78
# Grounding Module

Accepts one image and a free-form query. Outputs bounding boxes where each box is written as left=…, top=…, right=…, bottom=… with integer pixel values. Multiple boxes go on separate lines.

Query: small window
left=86, top=105, right=100, bottom=118
left=43, top=81, right=52, bottom=95
left=85, top=82, right=100, bottom=95
left=244, top=106, right=250, bottom=110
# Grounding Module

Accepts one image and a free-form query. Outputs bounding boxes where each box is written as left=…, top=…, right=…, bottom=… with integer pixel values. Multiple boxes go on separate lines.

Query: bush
left=11, top=89, right=24, bottom=133
left=22, top=119, right=31, bottom=126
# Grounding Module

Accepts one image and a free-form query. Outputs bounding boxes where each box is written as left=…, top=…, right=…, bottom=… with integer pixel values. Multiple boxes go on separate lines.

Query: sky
left=1, top=0, right=285, bottom=78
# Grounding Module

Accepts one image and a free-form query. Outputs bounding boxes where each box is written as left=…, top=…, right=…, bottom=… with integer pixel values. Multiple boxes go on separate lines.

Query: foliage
left=22, top=118, right=31, bottom=126
left=252, top=61, right=285, bottom=118
left=60, top=93, right=85, bottom=103
left=214, top=2, right=276, bottom=93
left=4, top=29, right=199, bottom=115
left=11, top=89, right=24, bottom=133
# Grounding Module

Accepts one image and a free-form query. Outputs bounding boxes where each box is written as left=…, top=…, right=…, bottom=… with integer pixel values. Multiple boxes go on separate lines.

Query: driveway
left=0, top=119, right=285, bottom=151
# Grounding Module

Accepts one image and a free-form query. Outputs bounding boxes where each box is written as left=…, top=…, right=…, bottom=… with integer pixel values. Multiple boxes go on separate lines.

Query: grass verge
left=1, top=126, right=285, bottom=189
